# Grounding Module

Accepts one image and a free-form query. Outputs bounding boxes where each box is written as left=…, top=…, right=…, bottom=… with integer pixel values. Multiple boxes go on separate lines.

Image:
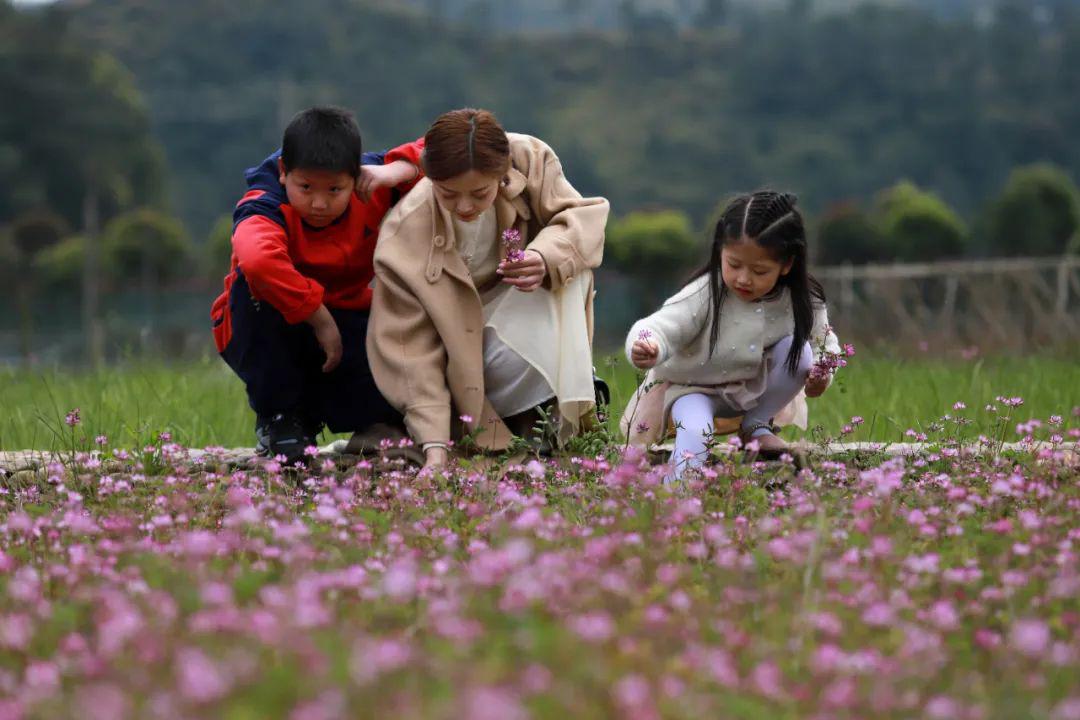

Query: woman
left=367, top=108, right=609, bottom=469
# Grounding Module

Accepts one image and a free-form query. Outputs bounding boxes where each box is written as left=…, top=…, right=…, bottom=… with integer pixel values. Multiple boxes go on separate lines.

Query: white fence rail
left=815, top=255, right=1080, bottom=347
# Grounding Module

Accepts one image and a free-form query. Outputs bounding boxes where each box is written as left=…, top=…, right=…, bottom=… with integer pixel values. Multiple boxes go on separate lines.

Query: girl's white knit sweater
left=625, top=276, right=840, bottom=386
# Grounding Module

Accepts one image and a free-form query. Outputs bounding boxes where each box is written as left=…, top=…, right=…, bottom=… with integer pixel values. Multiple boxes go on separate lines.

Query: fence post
left=841, top=262, right=855, bottom=322
left=941, top=275, right=958, bottom=337
left=1057, top=261, right=1069, bottom=318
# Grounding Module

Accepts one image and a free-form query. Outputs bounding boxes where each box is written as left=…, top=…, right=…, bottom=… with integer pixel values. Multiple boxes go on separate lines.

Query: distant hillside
left=60, top=0, right=1080, bottom=242
left=391, top=0, right=1076, bottom=32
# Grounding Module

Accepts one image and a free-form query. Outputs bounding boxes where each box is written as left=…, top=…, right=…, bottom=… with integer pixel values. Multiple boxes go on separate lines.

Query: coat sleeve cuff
left=404, top=403, right=452, bottom=447
left=530, top=235, right=584, bottom=290
left=280, top=283, right=326, bottom=324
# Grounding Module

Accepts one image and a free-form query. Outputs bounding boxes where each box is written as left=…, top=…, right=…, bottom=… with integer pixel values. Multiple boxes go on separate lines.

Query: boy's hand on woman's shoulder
left=356, top=161, right=420, bottom=202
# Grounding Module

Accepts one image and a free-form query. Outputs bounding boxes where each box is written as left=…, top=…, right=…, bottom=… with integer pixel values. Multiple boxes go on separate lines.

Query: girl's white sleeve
left=810, top=302, right=842, bottom=365
left=626, top=279, right=710, bottom=366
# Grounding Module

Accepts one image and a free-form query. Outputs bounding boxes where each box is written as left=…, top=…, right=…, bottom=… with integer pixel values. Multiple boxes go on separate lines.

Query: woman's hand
left=630, top=339, right=660, bottom=369
left=498, top=249, right=546, bottom=292
left=355, top=160, right=418, bottom=202
left=804, top=373, right=829, bottom=398
left=422, top=445, right=449, bottom=470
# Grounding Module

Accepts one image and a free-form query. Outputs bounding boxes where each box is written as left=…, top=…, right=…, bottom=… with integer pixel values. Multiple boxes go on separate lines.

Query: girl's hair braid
left=692, top=190, right=826, bottom=375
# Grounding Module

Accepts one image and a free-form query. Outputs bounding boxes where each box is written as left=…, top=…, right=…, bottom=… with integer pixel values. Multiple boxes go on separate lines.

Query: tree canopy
left=52, top=0, right=1080, bottom=251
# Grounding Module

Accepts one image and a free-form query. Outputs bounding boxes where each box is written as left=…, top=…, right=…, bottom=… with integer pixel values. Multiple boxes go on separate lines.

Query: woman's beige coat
left=367, top=134, right=610, bottom=450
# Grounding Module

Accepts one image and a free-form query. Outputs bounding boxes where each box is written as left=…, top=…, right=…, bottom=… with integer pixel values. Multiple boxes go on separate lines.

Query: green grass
left=1, top=352, right=1077, bottom=451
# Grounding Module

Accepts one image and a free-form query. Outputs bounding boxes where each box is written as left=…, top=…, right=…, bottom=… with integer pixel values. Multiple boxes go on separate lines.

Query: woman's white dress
left=451, top=208, right=595, bottom=442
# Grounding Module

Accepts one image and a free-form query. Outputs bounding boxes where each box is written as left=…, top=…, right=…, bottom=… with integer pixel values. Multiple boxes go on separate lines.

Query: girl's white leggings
left=669, top=335, right=812, bottom=479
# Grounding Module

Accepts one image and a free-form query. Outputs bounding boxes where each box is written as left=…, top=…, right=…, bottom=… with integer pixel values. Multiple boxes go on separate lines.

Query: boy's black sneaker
left=593, top=370, right=611, bottom=408
left=255, top=412, right=317, bottom=466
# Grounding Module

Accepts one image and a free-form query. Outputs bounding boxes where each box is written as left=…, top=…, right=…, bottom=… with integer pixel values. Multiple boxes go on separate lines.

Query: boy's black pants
left=219, top=270, right=401, bottom=433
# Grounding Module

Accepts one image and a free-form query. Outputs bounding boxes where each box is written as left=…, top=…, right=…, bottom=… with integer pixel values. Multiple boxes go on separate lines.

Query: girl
left=621, top=190, right=840, bottom=479
left=367, top=108, right=609, bottom=470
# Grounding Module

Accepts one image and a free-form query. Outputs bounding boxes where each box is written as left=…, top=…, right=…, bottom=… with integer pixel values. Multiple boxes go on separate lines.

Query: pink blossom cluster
left=0, top=405, right=1076, bottom=718
left=501, top=228, right=525, bottom=264
left=809, top=336, right=855, bottom=382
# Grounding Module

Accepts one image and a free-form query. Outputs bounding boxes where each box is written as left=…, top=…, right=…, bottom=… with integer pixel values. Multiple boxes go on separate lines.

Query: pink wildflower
left=569, top=612, right=615, bottom=643
left=176, top=648, right=230, bottom=703
left=65, top=408, right=81, bottom=427
left=1010, top=619, right=1051, bottom=658
left=501, top=228, right=525, bottom=263
left=463, top=686, right=528, bottom=720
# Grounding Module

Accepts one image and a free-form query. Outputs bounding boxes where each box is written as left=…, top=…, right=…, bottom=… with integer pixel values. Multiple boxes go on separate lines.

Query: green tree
left=7, top=210, right=68, bottom=363
left=982, top=164, right=1080, bottom=257
left=204, top=214, right=234, bottom=282
left=103, top=208, right=194, bottom=282
left=102, top=208, right=195, bottom=326
left=0, top=6, right=167, bottom=364
left=874, top=181, right=968, bottom=261
left=34, top=235, right=91, bottom=293
left=606, top=210, right=702, bottom=307
left=815, top=202, right=887, bottom=265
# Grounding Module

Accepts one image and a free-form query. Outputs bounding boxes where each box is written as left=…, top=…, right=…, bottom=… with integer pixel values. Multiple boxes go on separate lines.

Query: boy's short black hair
left=281, top=106, right=363, bottom=177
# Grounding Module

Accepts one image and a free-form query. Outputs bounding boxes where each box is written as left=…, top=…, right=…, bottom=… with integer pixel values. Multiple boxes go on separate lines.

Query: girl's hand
left=498, top=249, right=546, bottom=291
left=804, top=374, right=829, bottom=398
left=355, top=160, right=418, bottom=202
left=631, top=339, right=660, bottom=369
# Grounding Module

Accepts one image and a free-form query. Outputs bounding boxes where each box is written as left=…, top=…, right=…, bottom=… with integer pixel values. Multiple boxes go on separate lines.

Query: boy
left=211, top=106, right=423, bottom=464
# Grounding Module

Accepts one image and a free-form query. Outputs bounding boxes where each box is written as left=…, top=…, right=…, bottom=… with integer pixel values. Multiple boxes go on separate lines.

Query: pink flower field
left=0, top=404, right=1078, bottom=719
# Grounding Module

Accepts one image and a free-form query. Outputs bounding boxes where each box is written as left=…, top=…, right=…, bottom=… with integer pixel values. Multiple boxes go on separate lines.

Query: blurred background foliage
left=2, top=0, right=1080, bottom=362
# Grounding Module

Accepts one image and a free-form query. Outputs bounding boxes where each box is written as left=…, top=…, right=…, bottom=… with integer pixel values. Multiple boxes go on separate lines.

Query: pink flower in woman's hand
left=502, top=228, right=525, bottom=263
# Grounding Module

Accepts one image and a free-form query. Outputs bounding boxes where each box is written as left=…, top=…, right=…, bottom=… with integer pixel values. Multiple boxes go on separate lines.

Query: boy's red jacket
left=211, top=139, right=424, bottom=352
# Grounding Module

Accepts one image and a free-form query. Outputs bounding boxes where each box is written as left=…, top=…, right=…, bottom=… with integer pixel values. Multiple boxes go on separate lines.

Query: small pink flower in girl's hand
left=502, top=228, right=525, bottom=263
left=809, top=340, right=855, bottom=382
left=637, top=329, right=653, bottom=342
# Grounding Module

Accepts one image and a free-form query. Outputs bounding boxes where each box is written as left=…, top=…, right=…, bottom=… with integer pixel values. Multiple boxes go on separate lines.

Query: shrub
left=34, top=235, right=88, bottom=292
left=204, top=214, right=234, bottom=280
left=606, top=210, right=702, bottom=298
left=982, top=163, right=1080, bottom=257
left=102, top=208, right=194, bottom=284
left=875, top=181, right=968, bottom=262
left=815, top=201, right=887, bottom=265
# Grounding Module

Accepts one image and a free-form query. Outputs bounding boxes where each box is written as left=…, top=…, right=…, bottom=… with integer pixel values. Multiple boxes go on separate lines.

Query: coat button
left=750, top=344, right=757, bottom=351
left=434, top=235, right=445, bottom=248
